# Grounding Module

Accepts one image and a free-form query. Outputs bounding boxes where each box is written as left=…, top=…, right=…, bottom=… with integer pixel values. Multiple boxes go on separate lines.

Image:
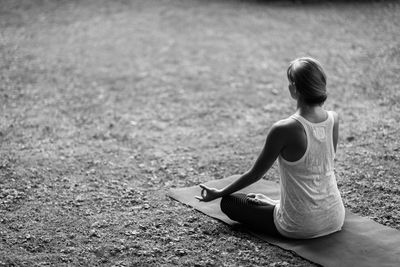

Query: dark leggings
left=220, top=193, right=280, bottom=236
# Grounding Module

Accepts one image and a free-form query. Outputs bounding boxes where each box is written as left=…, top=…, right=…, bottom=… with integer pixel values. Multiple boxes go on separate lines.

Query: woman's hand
left=195, top=184, right=222, bottom=202
left=246, top=193, right=278, bottom=206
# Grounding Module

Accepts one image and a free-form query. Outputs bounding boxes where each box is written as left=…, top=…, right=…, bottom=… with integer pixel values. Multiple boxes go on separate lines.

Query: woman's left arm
left=197, top=122, right=287, bottom=202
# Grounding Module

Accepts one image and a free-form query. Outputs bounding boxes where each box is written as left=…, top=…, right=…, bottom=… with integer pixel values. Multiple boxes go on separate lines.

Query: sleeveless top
left=273, top=111, right=345, bottom=239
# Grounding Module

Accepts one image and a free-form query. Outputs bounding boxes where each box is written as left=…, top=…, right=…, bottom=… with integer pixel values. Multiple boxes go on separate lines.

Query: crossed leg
left=220, top=193, right=280, bottom=236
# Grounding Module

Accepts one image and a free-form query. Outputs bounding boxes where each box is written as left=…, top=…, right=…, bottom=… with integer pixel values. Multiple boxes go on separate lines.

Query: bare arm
left=197, top=122, right=287, bottom=201
left=332, top=111, right=339, bottom=153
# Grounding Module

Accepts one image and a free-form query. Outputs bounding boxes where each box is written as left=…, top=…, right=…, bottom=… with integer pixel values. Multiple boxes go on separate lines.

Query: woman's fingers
left=201, top=188, right=207, bottom=198
left=199, top=184, right=212, bottom=191
left=197, top=184, right=220, bottom=202
left=255, top=193, right=267, bottom=199
left=196, top=185, right=210, bottom=201
left=195, top=196, right=203, bottom=201
left=247, top=196, right=261, bottom=204
left=199, top=184, right=217, bottom=193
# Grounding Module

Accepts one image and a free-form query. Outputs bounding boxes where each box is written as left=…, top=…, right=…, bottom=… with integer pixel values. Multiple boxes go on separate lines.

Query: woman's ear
left=289, top=83, right=298, bottom=100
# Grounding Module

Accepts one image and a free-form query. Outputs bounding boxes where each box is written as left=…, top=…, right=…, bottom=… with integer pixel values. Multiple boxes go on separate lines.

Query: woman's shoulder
left=269, top=117, right=307, bottom=157
left=327, top=110, right=339, bottom=125
left=274, top=117, right=297, bottom=127
left=271, top=116, right=304, bottom=136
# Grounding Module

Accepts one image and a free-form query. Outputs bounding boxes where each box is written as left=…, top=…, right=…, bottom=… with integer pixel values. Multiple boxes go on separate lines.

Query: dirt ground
left=1, top=0, right=399, bottom=266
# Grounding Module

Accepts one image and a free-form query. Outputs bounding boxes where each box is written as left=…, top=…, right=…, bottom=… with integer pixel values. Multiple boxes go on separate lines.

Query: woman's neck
left=296, top=101, right=327, bottom=122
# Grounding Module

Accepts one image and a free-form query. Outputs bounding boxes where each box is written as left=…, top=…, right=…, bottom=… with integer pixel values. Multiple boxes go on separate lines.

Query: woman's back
left=274, top=111, right=345, bottom=239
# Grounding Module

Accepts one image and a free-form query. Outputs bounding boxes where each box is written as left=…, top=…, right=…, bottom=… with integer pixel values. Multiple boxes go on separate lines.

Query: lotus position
left=196, top=57, right=345, bottom=239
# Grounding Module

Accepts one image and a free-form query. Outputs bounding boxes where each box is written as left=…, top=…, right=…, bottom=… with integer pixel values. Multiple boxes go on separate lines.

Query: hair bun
left=287, top=57, right=327, bottom=105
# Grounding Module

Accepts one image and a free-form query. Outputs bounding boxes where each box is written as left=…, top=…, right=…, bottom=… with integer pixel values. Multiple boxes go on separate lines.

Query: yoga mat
left=168, top=175, right=400, bottom=267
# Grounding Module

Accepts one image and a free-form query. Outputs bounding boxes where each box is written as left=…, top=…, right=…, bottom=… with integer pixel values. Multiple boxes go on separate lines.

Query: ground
left=0, top=0, right=399, bottom=266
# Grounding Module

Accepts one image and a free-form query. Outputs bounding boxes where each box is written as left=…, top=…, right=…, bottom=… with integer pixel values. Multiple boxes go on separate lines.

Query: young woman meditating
left=196, top=57, right=345, bottom=239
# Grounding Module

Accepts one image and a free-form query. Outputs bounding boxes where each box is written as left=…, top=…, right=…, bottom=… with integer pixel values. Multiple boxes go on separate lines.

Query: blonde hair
left=287, top=57, right=327, bottom=105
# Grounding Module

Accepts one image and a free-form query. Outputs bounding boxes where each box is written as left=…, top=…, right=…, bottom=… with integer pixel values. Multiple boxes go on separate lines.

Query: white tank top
left=273, top=111, right=345, bottom=239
